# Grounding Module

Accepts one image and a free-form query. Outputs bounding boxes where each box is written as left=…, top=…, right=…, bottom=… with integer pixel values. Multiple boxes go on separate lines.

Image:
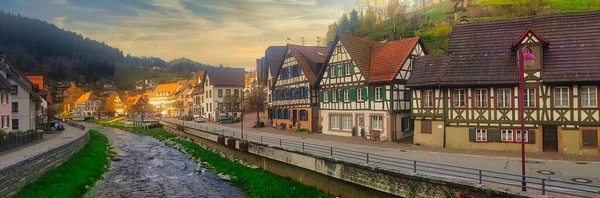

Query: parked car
left=217, top=115, right=233, bottom=123
left=55, top=123, right=65, bottom=131
left=194, top=116, right=206, bottom=123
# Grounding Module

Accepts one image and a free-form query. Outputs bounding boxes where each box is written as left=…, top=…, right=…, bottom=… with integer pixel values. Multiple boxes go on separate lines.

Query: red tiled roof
left=369, top=37, right=421, bottom=82
left=409, top=11, right=600, bottom=87
left=287, top=44, right=329, bottom=85
left=326, top=34, right=421, bottom=83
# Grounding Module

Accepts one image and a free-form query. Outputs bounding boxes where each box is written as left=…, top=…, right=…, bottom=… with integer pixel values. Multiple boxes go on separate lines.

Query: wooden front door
left=292, top=110, right=298, bottom=127
left=543, top=125, right=559, bottom=152
left=357, top=116, right=365, bottom=137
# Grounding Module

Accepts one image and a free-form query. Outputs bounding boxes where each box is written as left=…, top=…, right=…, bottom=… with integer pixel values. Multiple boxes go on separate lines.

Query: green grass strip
left=14, top=130, right=110, bottom=198
left=97, top=121, right=332, bottom=198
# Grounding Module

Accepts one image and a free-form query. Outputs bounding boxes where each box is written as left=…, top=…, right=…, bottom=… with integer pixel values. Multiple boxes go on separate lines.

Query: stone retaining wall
left=0, top=123, right=89, bottom=198
left=161, top=121, right=522, bottom=198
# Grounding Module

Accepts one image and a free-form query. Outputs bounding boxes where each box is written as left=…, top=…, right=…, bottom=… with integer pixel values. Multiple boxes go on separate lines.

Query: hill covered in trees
left=0, top=11, right=211, bottom=90
left=324, top=0, right=600, bottom=55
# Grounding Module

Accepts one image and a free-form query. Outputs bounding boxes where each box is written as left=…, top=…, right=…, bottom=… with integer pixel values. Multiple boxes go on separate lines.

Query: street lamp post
left=241, top=93, right=244, bottom=139
left=518, top=45, right=536, bottom=192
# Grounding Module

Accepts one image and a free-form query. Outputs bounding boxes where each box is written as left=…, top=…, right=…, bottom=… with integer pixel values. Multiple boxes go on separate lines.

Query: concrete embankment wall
left=0, top=122, right=90, bottom=198
left=161, top=121, right=518, bottom=198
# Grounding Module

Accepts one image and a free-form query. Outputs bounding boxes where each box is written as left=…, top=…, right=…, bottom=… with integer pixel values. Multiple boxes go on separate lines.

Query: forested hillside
left=0, top=11, right=121, bottom=83
left=0, top=11, right=211, bottom=90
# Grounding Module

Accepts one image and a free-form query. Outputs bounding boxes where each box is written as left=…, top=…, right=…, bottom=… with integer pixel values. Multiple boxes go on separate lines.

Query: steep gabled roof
left=147, top=83, right=179, bottom=98
left=406, top=54, right=449, bottom=87
left=204, top=66, right=245, bottom=87
left=75, top=92, right=98, bottom=104
left=369, top=37, right=421, bottom=82
left=320, top=34, right=421, bottom=84
left=337, top=34, right=382, bottom=78
left=409, top=11, right=600, bottom=86
left=286, top=44, right=329, bottom=85
left=0, top=74, right=14, bottom=91
left=265, top=46, right=287, bottom=77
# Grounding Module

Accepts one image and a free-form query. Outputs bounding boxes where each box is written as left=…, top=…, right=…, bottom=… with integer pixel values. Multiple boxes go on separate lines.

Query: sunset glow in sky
left=3, top=0, right=356, bottom=69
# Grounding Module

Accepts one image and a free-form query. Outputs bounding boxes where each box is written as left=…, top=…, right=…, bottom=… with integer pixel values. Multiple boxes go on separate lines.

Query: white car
left=194, top=116, right=205, bottom=123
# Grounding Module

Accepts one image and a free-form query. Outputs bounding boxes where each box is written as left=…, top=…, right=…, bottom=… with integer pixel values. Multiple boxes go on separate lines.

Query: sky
left=2, top=0, right=356, bottom=69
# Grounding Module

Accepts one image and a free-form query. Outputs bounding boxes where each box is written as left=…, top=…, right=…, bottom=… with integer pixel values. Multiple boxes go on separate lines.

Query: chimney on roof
left=460, top=16, right=469, bottom=24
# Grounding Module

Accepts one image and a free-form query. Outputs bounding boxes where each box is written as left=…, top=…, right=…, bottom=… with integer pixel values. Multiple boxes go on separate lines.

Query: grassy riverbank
left=14, top=130, right=110, bottom=198
left=96, top=121, right=333, bottom=198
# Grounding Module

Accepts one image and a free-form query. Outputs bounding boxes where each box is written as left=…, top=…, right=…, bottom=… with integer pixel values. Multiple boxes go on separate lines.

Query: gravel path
left=84, top=124, right=247, bottom=198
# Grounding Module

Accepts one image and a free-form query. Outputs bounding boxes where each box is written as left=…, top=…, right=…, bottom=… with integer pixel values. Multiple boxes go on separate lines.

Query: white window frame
left=344, top=64, right=351, bottom=75
left=375, top=87, right=382, bottom=101
left=344, top=89, right=349, bottom=102
left=330, top=115, right=340, bottom=130
left=332, top=90, right=337, bottom=102
left=501, top=129, right=514, bottom=141
left=342, top=115, right=352, bottom=131
left=357, top=88, right=364, bottom=101
left=524, top=88, right=536, bottom=108
left=372, top=116, right=383, bottom=130
left=331, top=66, right=337, bottom=77
left=323, top=91, right=328, bottom=102
left=453, top=89, right=466, bottom=107
left=554, top=87, right=569, bottom=108
left=476, top=129, right=487, bottom=142
left=515, top=130, right=528, bottom=143
left=474, top=89, right=487, bottom=108
left=423, top=90, right=434, bottom=108
left=497, top=88, right=511, bottom=108
left=1, top=115, right=7, bottom=128
left=581, top=86, right=597, bottom=107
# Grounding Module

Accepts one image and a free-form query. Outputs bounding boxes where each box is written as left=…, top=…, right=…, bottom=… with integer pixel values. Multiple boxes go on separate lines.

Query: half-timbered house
left=261, top=46, right=286, bottom=121
left=408, top=12, right=600, bottom=155
left=271, top=44, right=328, bottom=132
left=317, top=34, right=425, bottom=141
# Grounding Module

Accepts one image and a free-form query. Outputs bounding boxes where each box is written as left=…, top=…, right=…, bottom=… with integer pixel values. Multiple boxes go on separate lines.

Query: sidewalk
left=167, top=118, right=600, bottom=191
left=0, top=125, right=86, bottom=167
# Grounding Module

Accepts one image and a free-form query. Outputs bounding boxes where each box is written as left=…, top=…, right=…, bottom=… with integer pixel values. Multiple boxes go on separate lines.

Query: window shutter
left=319, top=91, right=323, bottom=102
left=327, top=90, right=332, bottom=102
left=528, top=130, right=536, bottom=144
left=334, top=66, right=338, bottom=76
left=468, top=128, right=476, bottom=142
left=350, top=63, right=355, bottom=74
left=304, top=86, right=309, bottom=98
left=369, top=87, right=375, bottom=101
left=298, top=66, right=302, bottom=75
left=273, top=110, right=277, bottom=119
left=327, top=68, right=331, bottom=78
left=349, top=88, right=356, bottom=101
left=342, top=65, right=346, bottom=76
left=489, top=128, right=501, bottom=142
left=339, top=90, right=343, bottom=101
left=364, top=87, right=368, bottom=101
left=382, top=86, right=387, bottom=100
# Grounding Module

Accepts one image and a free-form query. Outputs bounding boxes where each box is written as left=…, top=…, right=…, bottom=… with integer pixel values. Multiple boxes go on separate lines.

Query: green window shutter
left=319, top=91, right=323, bottom=102
left=327, top=90, right=332, bottom=102
left=381, top=86, right=387, bottom=101
left=333, top=66, right=338, bottom=76
left=338, top=89, right=342, bottom=101
left=350, top=63, right=355, bottom=74
left=327, top=67, right=331, bottom=78
left=349, top=88, right=356, bottom=101
left=363, top=87, right=368, bottom=101
left=369, top=87, right=375, bottom=101
left=342, top=65, right=346, bottom=76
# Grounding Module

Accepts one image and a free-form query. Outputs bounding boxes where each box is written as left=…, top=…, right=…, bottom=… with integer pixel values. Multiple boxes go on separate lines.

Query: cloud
left=53, top=17, right=66, bottom=28
left=6, top=0, right=356, bottom=69
left=52, top=0, right=68, bottom=5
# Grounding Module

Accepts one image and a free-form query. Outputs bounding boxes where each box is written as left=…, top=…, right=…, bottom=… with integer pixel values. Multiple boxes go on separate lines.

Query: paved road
left=83, top=123, right=247, bottom=198
left=165, top=119, right=600, bottom=197
left=0, top=125, right=85, bottom=167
